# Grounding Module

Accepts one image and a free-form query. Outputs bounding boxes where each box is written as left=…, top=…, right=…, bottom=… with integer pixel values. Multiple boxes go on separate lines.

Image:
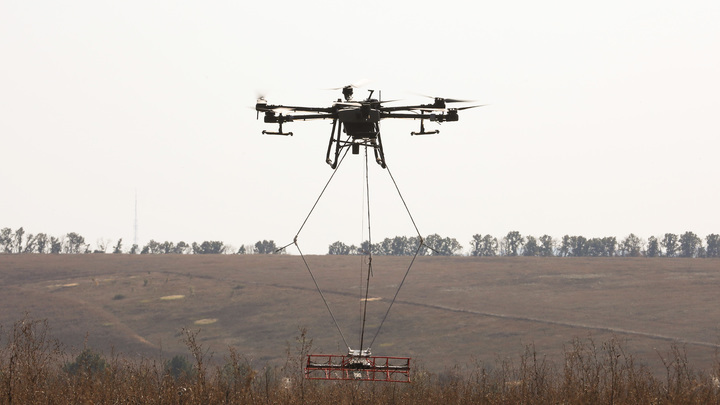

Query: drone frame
left=256, top=86, right=479, bottom=168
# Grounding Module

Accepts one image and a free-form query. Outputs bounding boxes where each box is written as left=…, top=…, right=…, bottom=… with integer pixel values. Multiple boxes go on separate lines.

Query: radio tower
left=134, top=190, right=138, bottom=247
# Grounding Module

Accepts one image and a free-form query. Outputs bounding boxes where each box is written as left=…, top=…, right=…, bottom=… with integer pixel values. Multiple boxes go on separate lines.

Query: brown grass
left=1, top=317, right=720, bottom=404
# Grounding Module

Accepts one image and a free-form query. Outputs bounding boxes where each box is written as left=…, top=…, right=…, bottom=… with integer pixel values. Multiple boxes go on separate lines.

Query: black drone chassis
left=256, top=85, right=480, bottom=168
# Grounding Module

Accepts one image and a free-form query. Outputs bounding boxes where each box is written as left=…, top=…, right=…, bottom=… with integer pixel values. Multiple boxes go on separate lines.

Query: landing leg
left=374, top=130, right=387, bottom=169
left=325, top=119, right=343, bottom=169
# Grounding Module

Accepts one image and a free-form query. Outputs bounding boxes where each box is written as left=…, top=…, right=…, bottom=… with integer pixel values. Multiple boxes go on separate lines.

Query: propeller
left=422, top=95, right=476, bottom=104
left=453, top=104, right=487, bottom=111
left=438, top=97, right=474, bottom=104
left=326, top=78, right=372, bottom=91
left=326, top=79, right=373, bottom=101
left=413, top=93, right=476, bottom=104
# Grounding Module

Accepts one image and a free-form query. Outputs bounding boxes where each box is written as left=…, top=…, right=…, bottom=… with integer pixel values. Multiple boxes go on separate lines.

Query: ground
left=1, top=254, right=718, bottom=376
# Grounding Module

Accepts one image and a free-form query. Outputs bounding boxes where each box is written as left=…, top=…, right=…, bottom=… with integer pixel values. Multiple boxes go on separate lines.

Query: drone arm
left=380, top=104, right=443, bottom=112
left=379, top=112, right=436, bottom=120
left=380, top=112, right=458, bottom=122
left=256, top=104, right=333, bottom=114
left=263, top=113, right=333, bottom=124
left=285, top=114, right=335, bottom=121
left=378, top=112, right=458, bottom=135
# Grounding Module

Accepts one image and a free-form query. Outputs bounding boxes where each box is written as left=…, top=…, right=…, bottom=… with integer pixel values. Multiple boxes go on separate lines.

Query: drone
left=255, top=85, right=481, bottom=169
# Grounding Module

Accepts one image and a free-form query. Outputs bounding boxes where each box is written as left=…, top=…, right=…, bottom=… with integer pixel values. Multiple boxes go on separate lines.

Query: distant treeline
left=2, top=227, right=718, bottom=258
left=331, top=231, right=720, bottom=258
left=0, top=227, right=282, bottom=255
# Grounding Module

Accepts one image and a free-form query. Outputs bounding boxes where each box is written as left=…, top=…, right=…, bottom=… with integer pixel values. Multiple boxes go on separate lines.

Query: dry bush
left=2, top=318, right=720, bottom=404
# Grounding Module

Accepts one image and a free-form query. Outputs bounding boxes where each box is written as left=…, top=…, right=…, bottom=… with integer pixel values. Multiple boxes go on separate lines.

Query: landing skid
left=325, top=119, right=387, bottom=169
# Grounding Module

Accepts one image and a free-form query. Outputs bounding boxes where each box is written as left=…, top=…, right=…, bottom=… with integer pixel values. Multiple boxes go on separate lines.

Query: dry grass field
left=1, top=254, right=719, bottom=379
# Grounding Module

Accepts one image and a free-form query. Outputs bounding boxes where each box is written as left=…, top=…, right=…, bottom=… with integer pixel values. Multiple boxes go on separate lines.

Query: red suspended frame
left=305, top=353, right=411, bottom=383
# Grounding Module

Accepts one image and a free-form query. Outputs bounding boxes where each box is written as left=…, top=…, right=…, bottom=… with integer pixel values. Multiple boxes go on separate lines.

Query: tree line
left=2, top=226, right=718, bottom=258
left=330, top=231, right=720, bottom=258
left=328, top=234, right=463, bottom=256
left=0, top=227, right=283, bottom=255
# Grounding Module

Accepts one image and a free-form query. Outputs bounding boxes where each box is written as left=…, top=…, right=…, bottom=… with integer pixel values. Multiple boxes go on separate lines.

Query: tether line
left=369, top=242, right=422, bottom=349
left=359, top=147, right=373, bottom=351
left=275, top=140, right=352, bottom=349
left=276, top=140, right=427, bottom=353
left=296, top=242, right=350, bottom=349
left=369, top=162, right=427, bottom=348
left=385, top=163, right=422, bottom=238
left=276, top=144, right=351, bottom=253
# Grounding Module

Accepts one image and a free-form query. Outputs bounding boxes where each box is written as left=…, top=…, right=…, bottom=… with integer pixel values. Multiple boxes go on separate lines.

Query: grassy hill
left=1, top=254, right=719, bottom=377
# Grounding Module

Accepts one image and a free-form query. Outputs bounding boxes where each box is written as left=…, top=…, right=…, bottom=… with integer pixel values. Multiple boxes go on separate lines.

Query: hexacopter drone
left=255, top=85, right=481, bottom=168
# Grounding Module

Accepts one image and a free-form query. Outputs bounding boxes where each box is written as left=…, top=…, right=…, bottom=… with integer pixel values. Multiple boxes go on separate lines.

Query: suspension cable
left=357, top=154, right=367, bottom=346
left=276, top=140, right=427, bottom=353
left=358, top=147, right=373, bottom=351
left=385, top=163, right=422, bottom=238
left=276, top=145, right=351, bottom=253
left=274, top=142, right=353, bottom=349
left=369, top=162, right=427, bottom=348
left=296, top=242, right=350, bottom=349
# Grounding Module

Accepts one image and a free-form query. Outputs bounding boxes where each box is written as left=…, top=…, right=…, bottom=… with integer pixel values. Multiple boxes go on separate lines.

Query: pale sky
left=2, top=1, right=719, bottom=254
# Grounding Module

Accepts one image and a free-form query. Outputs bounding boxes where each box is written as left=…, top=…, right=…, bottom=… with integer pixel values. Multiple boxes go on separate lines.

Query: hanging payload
left=306, top=350, right=411, bottom=383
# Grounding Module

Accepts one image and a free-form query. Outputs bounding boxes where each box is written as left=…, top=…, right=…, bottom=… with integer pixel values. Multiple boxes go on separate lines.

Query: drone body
left=256, top=85, right=480, bottom=168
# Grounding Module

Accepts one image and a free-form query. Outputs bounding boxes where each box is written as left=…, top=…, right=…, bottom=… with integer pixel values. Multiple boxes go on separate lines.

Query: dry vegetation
left=2, top=318, right=720, bottom=404
left=2, top=254, right=720, bottom=403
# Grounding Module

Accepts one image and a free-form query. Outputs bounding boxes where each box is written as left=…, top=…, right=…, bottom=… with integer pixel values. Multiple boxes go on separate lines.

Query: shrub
left=63, top=348, right=107, bottom=376
left=165, top=355, right=194, bottom=380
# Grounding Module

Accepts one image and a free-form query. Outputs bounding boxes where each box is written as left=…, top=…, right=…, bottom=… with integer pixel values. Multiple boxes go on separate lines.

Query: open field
left=1, top=254, right=719, bottom=377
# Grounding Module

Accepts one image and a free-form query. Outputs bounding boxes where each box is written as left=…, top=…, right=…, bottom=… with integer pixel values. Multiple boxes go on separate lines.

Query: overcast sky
left=2, top=1, right=718, bottom=254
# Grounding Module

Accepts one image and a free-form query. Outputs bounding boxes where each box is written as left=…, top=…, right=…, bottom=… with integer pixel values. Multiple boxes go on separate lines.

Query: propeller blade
left=443, top=98, right=475, bottom=104
left=326, top=78, right=372, bottom=90
left=416, top=93, right=476, bottom=104
left=376, top=99, right=401, bottom=104
left=455, top=104, right=487, bottom=110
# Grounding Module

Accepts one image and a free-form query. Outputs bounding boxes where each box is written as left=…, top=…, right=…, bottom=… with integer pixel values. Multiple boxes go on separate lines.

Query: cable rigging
left=256, top=84, right=481, bottom=382
left=283, top=138, right=424, bottom=383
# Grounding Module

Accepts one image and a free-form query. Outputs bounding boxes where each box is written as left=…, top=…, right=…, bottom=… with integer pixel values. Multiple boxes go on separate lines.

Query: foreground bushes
left=1, top=318, right=719, bottom=404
